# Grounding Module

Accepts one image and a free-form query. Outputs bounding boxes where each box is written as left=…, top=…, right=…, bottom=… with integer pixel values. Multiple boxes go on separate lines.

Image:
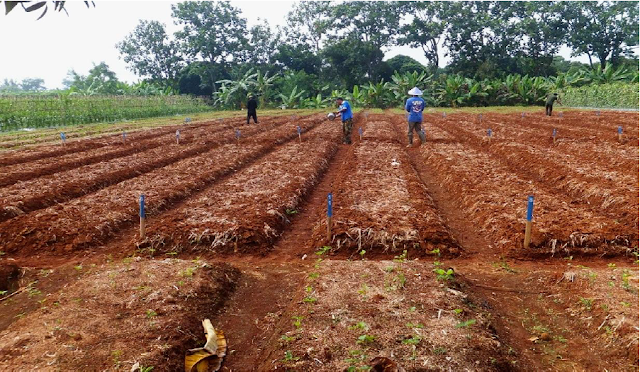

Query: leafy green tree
left=565, top=1, right=639, bottom=68
left=0, top=79, right=21, bottom=93
left=322, top=36, right=385, bottom=88
left=385, top=55, right=427, bottom=75
left=116, top=20, right=183, bottom=88
left=397, top=1, right=448, bottom=69
left=284, top=1, right=331, bottom=52
left=67, top=62, right=121, bottom=95
left=171, top=1, right=248, bottom=79
left=214, top=68, right=257, bottom=109
left=246, top=20, right=281, bottom=67
left=20, top=78, right=46, bottom=91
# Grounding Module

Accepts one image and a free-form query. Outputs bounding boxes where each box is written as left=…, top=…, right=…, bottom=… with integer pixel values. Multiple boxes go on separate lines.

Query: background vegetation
left=1, top=1, right=637, bottom=131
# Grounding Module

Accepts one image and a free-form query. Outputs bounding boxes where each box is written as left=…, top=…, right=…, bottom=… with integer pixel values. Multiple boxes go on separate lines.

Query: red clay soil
left=0, top=259, right=239, bottom=371
left=0, top=116, right=292, bottom=223
left=145, top=119, right=342, bottom=255
left=0, top=117, right=281, bottom=188
left=0, top=115, right=325, bottom=257
left=389, top=115, right=635, bottom=257
left=309, top=117, right=459, bottom=257
left=0, top=110, right=637, bottom=372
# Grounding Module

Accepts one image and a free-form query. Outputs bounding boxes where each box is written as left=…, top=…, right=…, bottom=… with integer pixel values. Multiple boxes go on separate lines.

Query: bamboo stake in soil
left=524, top=195, right=534, bottom=249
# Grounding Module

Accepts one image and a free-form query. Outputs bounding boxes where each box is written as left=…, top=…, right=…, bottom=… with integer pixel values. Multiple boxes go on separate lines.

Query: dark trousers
left=545, top=104, right=553, bottom=116
left=247, top=111, right=257, bottom=124
left=408, top=121, right=426, bottom=144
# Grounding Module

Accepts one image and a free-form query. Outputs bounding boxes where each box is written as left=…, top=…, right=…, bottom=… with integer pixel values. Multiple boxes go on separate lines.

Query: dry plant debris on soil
left=0, top=111, right=637, bottom=371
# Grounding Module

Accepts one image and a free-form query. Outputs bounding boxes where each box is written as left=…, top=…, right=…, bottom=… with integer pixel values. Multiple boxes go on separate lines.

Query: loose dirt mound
left=261, top=260, right=510, bottom=371
left=0, top=259, right=239, bottom=371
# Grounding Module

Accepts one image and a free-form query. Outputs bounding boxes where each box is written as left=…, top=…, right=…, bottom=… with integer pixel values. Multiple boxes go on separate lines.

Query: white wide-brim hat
left=408, top=87, right=423, bottom=96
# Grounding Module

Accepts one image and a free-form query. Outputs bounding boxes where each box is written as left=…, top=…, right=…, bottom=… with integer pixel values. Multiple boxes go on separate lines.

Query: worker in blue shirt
left=405, top=87, right=426, bottom=147
left=334, top=97, right=354, bottom=144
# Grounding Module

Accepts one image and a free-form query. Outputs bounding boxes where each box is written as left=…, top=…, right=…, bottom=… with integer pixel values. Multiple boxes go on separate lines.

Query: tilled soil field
left=0, top=110, right=637, bottom=371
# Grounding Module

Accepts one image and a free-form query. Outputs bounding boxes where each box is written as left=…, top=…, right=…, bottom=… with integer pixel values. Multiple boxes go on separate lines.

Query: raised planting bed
left=0, top=259, right=239, bottom=371
left=0, top=115, right=326, bottom=256
left=146, top=118, right=343, bottom=254
left=312, top=118, right=459, bottom=256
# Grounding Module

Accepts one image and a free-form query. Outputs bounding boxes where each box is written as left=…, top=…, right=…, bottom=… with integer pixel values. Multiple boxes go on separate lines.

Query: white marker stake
left=524, top=196, right=534, bottom=248
left=139, top=194, right=146, bottom=240
left=176, top=129, right=180, bottom=144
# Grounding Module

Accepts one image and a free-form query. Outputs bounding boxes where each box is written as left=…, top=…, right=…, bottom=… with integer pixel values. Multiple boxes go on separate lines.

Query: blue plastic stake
left=297, top=126, right=302, bottom=142
left=60, top=132, right=66, bottom=145
left=552, top=128, right=557, bottom=143
left=524, top=195, right=534, bottom=248
left=521, top=112, right=525, bottom=119
left=358, top=127, right=363, bottom=140
left=327, top=193, right=333, bottom=241
left=617, top=126, right=623, bottom=141
left=185, top=117, right=191, bottom=123
left=487, top=128, right=492, bottom=141
left=235, top=129, right=241, bottom=141
left=122, top=131, right=126, bottom=144
left=478, top=113, right=483, bottom=122
left=176, top=129, right=180, bottom=144
left=139, top=194, right=146, bottom=239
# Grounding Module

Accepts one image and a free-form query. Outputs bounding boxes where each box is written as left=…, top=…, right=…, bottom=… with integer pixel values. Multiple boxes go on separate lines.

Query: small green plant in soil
left=349, top=321, right=369, bottom=331
left=394, top=250, right=408, bottom=262
left=402, top=335, right=421, bottom=345
left=456, top=319, right=476, bottom=328
left=356, top=334, right=375, bottom=345
left=283, top=350, right=300, bottom=362
left=316, top=246, right=331, bottom=255
left=434, top=268, right=455, bottom=281
left=292, top=316, right=303, bottom=328
left=145, top=309, right=157, bottom=319
left=578, top=297, right=594, bottom=311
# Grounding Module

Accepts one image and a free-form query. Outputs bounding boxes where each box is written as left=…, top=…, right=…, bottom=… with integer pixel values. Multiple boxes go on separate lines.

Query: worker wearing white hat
left=405, top=87, right=426, bottom=147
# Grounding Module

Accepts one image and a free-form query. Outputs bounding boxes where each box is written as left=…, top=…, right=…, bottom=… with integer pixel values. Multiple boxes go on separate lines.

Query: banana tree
left=362, top=80, right=393, bottom=108
left=437, top=75, right=466, bottom=107
left=278, top=86, right=306, bottom=109
left=581, top=63, right=631, bottom=84
left=255, top=70, right=279, bottom=108
left=215, top=68, right=258, bottom=109
left=301, top=93, right=329, bottom=109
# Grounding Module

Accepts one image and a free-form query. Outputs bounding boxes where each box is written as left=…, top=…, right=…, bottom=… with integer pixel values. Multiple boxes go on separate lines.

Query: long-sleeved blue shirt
left=405, top=97, right=426, bottom=122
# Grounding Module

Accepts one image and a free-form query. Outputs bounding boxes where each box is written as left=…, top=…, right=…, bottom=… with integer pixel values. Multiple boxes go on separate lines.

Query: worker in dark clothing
left=247, top=95, right=258, bottom=124
left=545, top=93, right=561, bottom=116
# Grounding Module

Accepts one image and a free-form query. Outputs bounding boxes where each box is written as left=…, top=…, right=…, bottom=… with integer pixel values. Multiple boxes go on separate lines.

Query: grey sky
left=0, top=1, right=594, bottom=89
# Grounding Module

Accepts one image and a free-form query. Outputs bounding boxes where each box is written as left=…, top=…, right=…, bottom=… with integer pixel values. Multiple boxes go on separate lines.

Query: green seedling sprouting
left=146, top=309, right=157, bottom=319
left=434, top=268, right=455, bottom=281
left=578, top=297, right=594, bottom=311
left=316, top=246, right=331, bottom=255
left=280, top=334, right=296, bottom=343
left=433, top=261, right=442, bottom=267
left=0, top=290, right=7, bottom=296
left=384, top=266, right=395, bottom=273
left=356, top=334, right=375, bottom=345
left=453, top=308, right=463, bottom=315
left=308, top=272, right=319, bottom=279
left=455, top=319, right=476, bottom=328
left=74, top=265, right=83, bottom=272
left=292, top=316, right=303, bottom=328
left=285, top=209, right=298, bottom=215
left=408, top=306, right=416, bottom=312
left=357, top=283, right=368, bottom=296
left=394, top=250, right=408, bottom=262
left=405, top=322, right=424, bottom=329
left=432, top=347, right=447, bottom=355
left=402, top=335, right=421, bottom=345
left=607, top=263, right=616, bottom=269
left=180, top=267, right=196, bottom=277
left=428, top=248, right=440, bottom=257
left=359, top=249, right=366, bottom=259
left=620, top=301, right=630, bottom=307
left=283, top=350, right=299, bottom=362
left=303, top=296, right=317, bottom=304
left=348, top=321, right=369, bottom=331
